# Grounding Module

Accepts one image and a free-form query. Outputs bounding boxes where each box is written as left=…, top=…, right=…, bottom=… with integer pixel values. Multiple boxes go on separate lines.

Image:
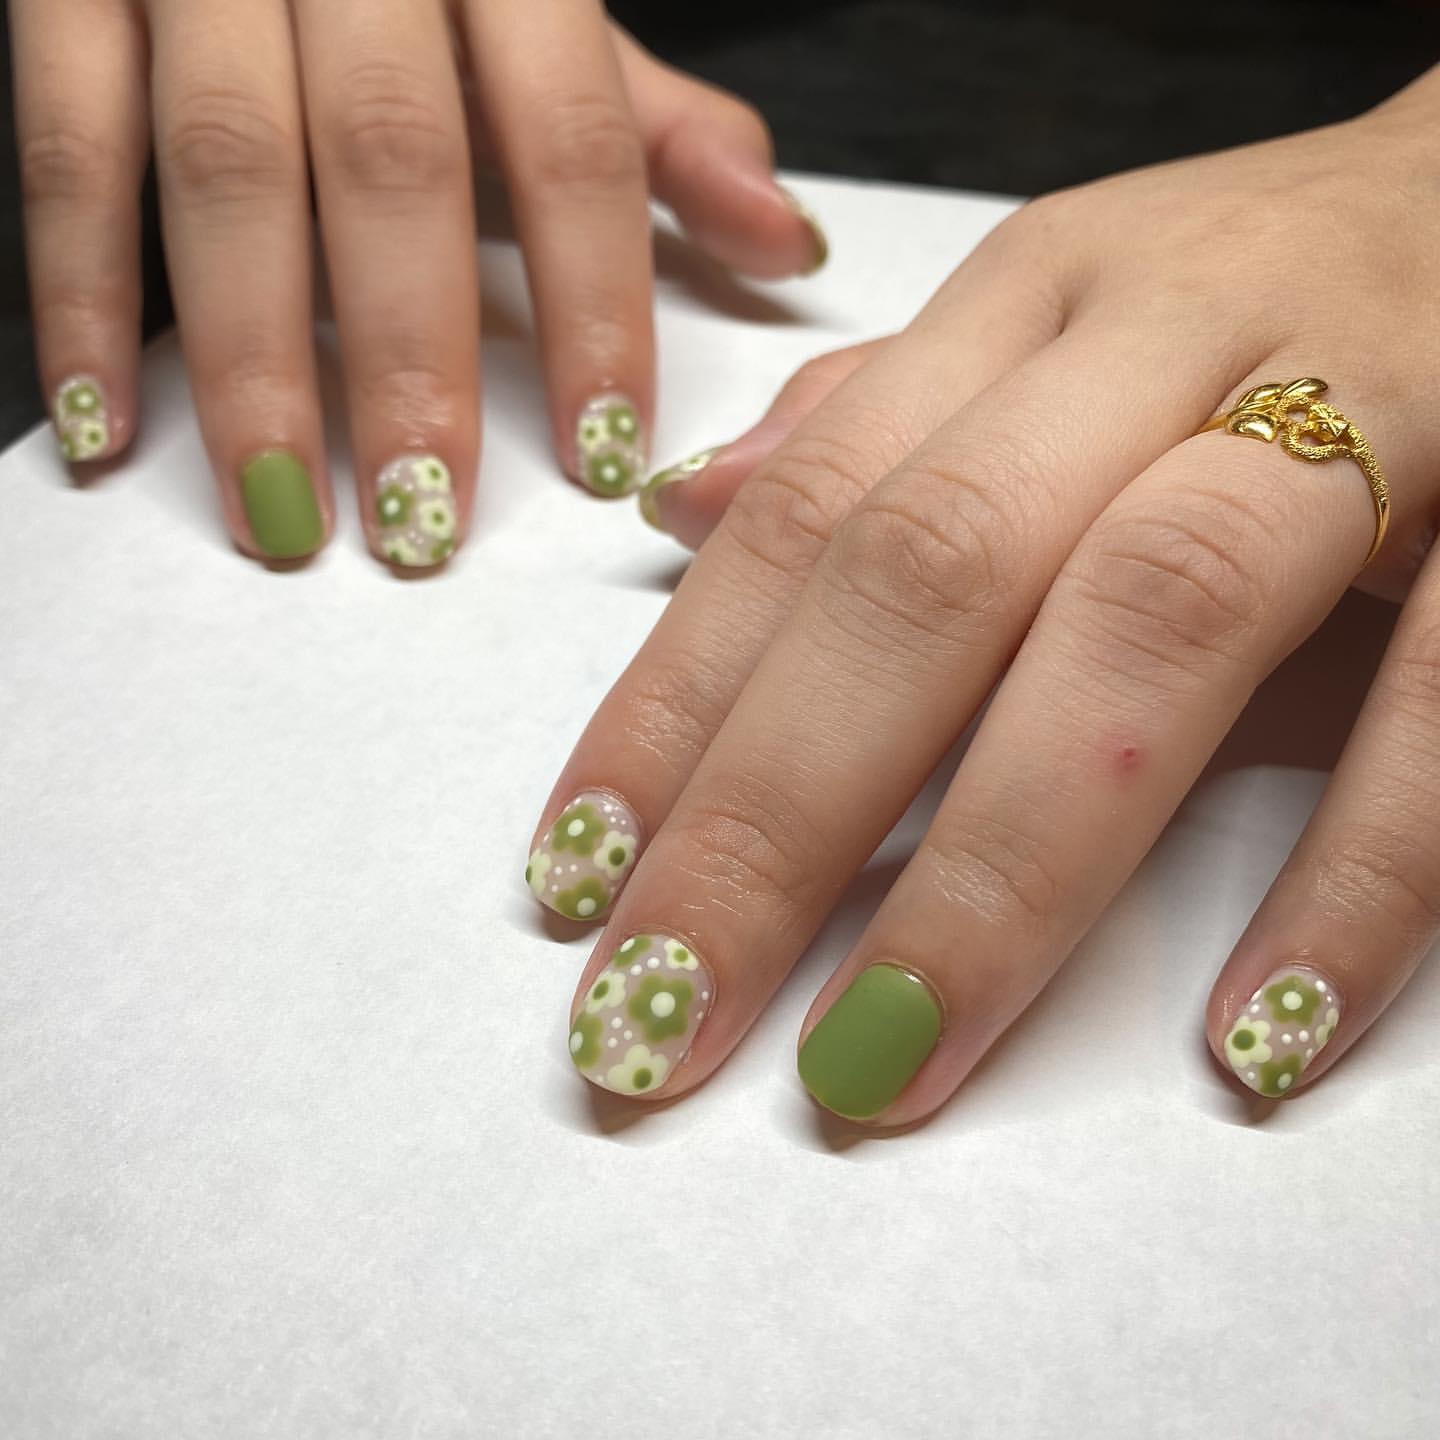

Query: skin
left=10, top=0, right=823, bottom=563
left=543, top=66, right=1440, bottom=1121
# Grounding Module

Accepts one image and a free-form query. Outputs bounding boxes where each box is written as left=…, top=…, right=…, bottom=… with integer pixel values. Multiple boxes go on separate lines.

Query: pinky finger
left=638, top=337, right=885, bottom=548
left=1209, top=548, right=1440, bottom=1099
left=12, top=0, right=148, bottom=464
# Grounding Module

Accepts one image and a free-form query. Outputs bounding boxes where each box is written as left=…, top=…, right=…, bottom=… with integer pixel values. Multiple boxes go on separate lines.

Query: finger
left=611, top=25, right=826, bottom=280
left=150, top=0, right=329, bottom=561
left=12, top=0, right=148, bottom=464
left=566, top=321, right=1240, bottom=1098
left=1208, top=537, right=1440, bottom=1098
left=527, top=226, right=1067, bottom=924
left=295, top=0, right=477, bottom=570
left=462, top=0, right=653, bottom=496
left=800, top=369, right=1400, bottom=1123
left=639, top=338, right=886, bottom=546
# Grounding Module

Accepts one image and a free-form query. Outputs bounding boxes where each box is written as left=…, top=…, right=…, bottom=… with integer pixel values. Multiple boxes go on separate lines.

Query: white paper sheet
left=1, top=174, right=1437, bottom=1439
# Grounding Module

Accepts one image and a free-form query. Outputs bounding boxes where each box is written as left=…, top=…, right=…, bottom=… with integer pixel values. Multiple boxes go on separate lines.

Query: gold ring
left=1198, top=378, right=1390, bottom=565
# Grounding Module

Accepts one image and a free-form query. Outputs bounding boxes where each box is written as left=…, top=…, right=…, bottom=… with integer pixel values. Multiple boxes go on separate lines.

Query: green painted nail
left=241, top=451, right=323, bottom=558
left=798, top=964, right=942, bottom=1119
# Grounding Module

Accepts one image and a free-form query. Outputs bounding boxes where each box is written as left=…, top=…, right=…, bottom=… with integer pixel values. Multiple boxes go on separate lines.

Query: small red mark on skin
left=1112, top=742, right=1145, bottom=778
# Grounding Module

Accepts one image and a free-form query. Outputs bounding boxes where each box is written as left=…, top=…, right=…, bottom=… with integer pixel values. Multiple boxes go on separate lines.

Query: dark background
left=2, top=0, right=1438, bottom=448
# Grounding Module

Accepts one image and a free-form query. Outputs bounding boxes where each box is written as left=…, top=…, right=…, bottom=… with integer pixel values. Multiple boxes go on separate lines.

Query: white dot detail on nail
left=1282, top=1034, right=1292, bottom=1044
left=608, top=1038, right=617, bottom=1049
left=1299, top=1030, right=1309, bottom=1042
left=630, top=965, right=642, bottom=976
left=577, top=898, right=597, bottom=917
left=1277, top=1072, right=1294, bottom=1090
left=1283, top=992, right=1302, bottom=1010
left=701, top=990, right=711, bottom=1001
left=611, top=1018, right=622, bottom=1029
left=569, top=1032, right=583, bottom=1054
left=567, top=819, right=585, bottom=837
left=623, top=1030, right=633, bottom=1040
left=651, top=993, right=676, bottom=1018
left=647, top=957, right=660, bottom=969
left=1250, top=1003, right=1261, bottom=1015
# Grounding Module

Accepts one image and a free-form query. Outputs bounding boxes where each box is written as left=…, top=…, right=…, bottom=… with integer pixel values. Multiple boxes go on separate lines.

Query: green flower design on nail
left=569, top=1013, right=603, bottom=1069
left=551, top=802, right=605, bottom=855
left=605, top=1043, right=670, bottom=1094
left=583, top=969, right=628, bottom=1015
left=53, top=375, right=109, bottom=461
left=1257, top=1053, right=1304, bottom=1097
left=374, top=454, right=457, bottom=568
left=606, top=403, right=638, bottom=442
left=1224, top=1017, right=1273, bottom=1068
left=382, top=535, right=424, bottom=566
left=415, top=458, right=451, bottom=492
left=585, top=449, right=636, bottom=497
left=417, top=497, right=455, bottom=539
left=578, top=416, right=607, bottom=450
left=525, top=849, right=553, bottom=898
left=1264, top=976, right=1321, bottom=1024
left=663, top=939, right=698, bottom=971
left=555, top=876, right=609, bottom=921
left=595, top=829, right=637, bottom=881
left=60, top=381, right=100, bottom=417
left=628, top=975, right=694, bottom=1043
left=377, top=485, right=411, bottom=527
left=613, top=935, right=651, bottom=968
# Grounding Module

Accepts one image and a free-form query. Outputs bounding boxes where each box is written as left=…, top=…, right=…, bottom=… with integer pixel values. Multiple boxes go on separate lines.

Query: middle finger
left=563, top=313, right=1254, bottom=1097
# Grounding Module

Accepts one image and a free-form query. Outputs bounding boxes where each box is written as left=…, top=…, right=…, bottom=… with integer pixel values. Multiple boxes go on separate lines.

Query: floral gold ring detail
left=1199, top=378, right=1390, bottom=565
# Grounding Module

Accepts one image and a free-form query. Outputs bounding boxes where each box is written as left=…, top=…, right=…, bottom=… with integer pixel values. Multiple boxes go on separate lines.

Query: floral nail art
left=576, top=393, right=645, bottom=498
left=1223, top=965, right=1342, bottom=1098
left=527, top=791, right=643, bottom=922
left=639, top=447, right=720, bottom=530
left=375, top=454, right=457, bottom=567
left=568, top=934, right=715, bottom=1095
left=53, top=375, right=109, bottom=461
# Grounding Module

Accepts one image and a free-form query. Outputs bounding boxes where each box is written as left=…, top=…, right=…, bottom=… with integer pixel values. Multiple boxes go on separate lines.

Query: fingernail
left=569, top=934, right=714, bottom=1096
left=240, top=451, right=323, bottom=559
left=638, top=447, right=721, bottom=531
left=575, top=392, right=646, bottom=497
left=52, top=374, right=110, bottom=461
left=779, top=188, right=829, bottom=276
left=798, top=964, right=942, bottom=1120
left=374, top=454, right=459, bottom=567
left=1222, top=965, right=1343, bottom=1098
left=527, top=790, right=643, bottom=922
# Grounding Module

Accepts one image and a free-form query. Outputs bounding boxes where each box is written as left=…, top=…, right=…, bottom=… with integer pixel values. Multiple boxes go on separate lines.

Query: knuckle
left=1314, top=822, right=1440, bottom=935
left=666, top=781, right=838, bottom=918
left=162, top=85, right=299, bottom=202
left=1063, top=499, right=1271, bottom=675
left=819, top=460, right=1020, bottom=641
left=20, top=121, right=124, bottom=205
left=531, top=93, right=645, bottom=193
left=610, top=652, right=733, bottom=780
left=930, top=811, right=1063, bottom=935
left=320, top=67, right=465, bottom=194
left=724, top=433, right=870, bottom=574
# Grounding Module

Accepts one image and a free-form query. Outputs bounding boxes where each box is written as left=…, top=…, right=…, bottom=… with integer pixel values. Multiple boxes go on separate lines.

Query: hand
left=13, top=0, right=824, bottom=564
left=530, top=72, right=1440, bottom=1118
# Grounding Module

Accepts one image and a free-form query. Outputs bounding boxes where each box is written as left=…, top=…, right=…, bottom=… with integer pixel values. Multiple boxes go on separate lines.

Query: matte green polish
left=798, top=964, right=942, bottom=1119
left=241, top=451, right=323, bottom=558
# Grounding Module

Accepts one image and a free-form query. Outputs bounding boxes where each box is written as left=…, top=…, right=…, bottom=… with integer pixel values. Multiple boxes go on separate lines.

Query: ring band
left=1199, top=378, right=1390, bottom=565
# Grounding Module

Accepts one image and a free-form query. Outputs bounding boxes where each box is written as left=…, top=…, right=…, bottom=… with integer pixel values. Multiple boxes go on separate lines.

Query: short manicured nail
left=240, top=450, right=323, bottom=559
left=575, top=392, right=646, bottom=497
left=52, top=374, right=110, bottom=461
left=569, top=933, right=714, bottom=1096
left=798, top=964, right=942, bottom=1120
left=374, top=454, right=458, bottom=567
left=527, top=790, right=643, bottom=922
left=779, top=188, right=829, bottom=276
left=1222, top=965, right=1343, bottom=1098
left=639, top=447, right=721, bottom=531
